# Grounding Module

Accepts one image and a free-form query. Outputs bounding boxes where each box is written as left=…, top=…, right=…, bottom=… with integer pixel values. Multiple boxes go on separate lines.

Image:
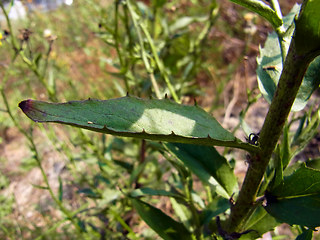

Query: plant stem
left=114, top=1, right=124, bottom=68
left=183, top=177, right=202, bottom=240
left=225, top=34, right=315, bottom=232
left=114, top=1, right=130, bottom=92
left=126, top=0, right=162, bottom=99
left=0, top=2, right=18, bottom=52
left=109, top=208, right=140, bottom=239
left=140, top=22, right=179, bottom=102
left=1, top=2, right=57, bottom=102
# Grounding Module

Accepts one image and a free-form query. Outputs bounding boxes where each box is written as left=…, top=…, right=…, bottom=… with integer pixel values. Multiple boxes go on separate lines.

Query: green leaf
left=271, top=146, right=283, bottom=190
left=270, top=164, right=320, bottom=200
left=98, top=188, right=121, bottom=207
left=77, top=188, right=101, bottom=199
left=229, top=0, right=282, bottom=29
left=295, top=0, right=320, bottom=56
left=200, top=198, right=230, bottom=225
left=129, top=187, right=184, bottom=200
left=239, top=206, right=280, bottom=240
left=58, top=176, right=63, bottom=202
left=31, top=184, right=49, bottom=190
left=256, top=4, right=320, bottom=111
left=265, top=164, right=320, bottom=228
left=77, top=219, right=86, bottom=232
left=169, top=15, right=208, bottom=33
left=164, top=143, right=238, bottom=198
left=170, top=198, right=193, bottom=232
left=19, top=96, right=257, bottom=152
left=306, top=158, right=320, bottom=170
left=281, top=124, right=290, bottom=169
left=131, top=198, right=193, bottom=240
left=113, top=159, right=133, bottom=172
left=296, top=229, right=313, bottom=240
left=152, top=0, right=166, bottom=8
left=290, top=108, right=320, bottom=159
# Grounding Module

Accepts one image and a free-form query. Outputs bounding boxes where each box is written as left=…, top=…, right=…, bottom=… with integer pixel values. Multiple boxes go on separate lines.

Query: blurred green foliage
left=0, top=0, right=226, bottom=239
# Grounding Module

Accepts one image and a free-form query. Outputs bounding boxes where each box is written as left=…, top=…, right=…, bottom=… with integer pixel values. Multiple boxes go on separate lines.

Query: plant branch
left=225, top=33, right=316, bottom=233
left=140, top=22, right=179, bottom=102
left=126, top=0, right=162, bottom=99
left=0, top=2, right=18, bottom=52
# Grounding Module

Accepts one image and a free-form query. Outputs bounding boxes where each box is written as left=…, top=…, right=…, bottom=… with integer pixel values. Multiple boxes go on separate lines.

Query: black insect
left=263, top=66, right=277, bottom=71
left=246, top=132, right=260, bottom=146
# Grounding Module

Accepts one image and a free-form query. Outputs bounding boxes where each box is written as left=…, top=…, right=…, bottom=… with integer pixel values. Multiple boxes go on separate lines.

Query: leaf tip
left=19, top=99, right=33, bottom=113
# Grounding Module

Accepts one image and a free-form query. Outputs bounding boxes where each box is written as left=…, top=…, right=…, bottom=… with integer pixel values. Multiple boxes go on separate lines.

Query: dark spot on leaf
left=18, top=99, right=33, bottom=113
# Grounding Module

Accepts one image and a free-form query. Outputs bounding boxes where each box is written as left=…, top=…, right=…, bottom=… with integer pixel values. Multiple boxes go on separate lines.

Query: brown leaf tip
left=18, top=99, right=33, bottom=113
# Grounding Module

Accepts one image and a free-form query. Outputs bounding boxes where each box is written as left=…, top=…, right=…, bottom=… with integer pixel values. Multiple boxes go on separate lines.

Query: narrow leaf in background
left=239, top=206, right=280, bottom=240
left=164, top=143, right=238, bottom=198
left=131, top=198, right=193, bottom=240
left=265, top=164, right=320, bottom=228
left=296, top=229, right=313, bottom=240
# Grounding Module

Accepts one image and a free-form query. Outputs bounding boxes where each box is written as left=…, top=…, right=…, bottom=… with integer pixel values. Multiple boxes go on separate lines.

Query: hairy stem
left=225, top=34, right=314, bottom=232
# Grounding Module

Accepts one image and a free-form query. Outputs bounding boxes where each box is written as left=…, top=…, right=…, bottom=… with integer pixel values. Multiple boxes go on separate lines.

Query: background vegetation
left=1, top=0, right=319, bottom=239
